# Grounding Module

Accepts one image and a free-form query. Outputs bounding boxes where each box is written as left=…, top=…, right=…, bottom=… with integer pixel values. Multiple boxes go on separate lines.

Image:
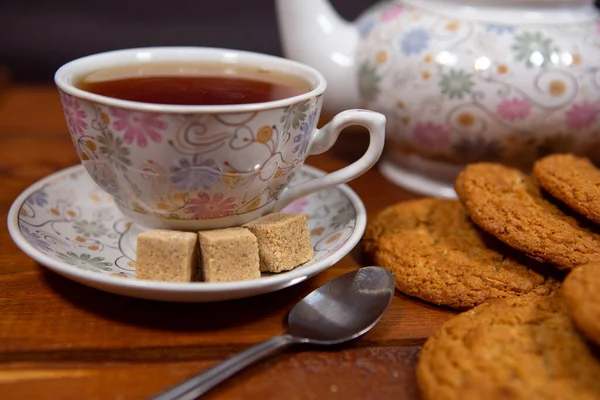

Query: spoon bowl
left=152, top=266, right=395, bottom=400
left=287, top=266, right=395, bottom=344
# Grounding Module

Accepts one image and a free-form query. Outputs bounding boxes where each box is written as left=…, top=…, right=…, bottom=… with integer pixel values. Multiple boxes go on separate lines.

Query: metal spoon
left=151, top=266, right=395, bottom=400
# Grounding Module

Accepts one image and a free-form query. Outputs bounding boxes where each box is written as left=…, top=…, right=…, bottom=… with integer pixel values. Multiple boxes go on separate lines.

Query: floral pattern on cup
left=16, top=166, right=357, bottom=278
left=355, top=1, right=600, bottom=168
left=169, top=155, right=219, bottom=191
left=110, top=108, right=166, bottom=147
left=183, top=192, right=237, bottom=219
left=59, top=91, right=323, bottom=220
left=59, top=92, right=88, bottom=136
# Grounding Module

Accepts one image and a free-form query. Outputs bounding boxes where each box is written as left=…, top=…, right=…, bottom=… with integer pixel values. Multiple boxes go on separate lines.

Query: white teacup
left=55, top=47, right=385, bottom=230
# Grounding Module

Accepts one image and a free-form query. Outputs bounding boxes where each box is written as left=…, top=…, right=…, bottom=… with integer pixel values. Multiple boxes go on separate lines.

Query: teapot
left=276, top=0, right=600, bottom=197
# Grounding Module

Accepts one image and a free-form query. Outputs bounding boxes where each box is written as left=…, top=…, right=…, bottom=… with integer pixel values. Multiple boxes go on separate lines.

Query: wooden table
left=0, top=85, right=457, bottom=400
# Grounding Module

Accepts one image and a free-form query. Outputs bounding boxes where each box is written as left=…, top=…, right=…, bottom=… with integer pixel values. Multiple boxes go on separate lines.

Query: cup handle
left=273, top=109, right=386, bottom=211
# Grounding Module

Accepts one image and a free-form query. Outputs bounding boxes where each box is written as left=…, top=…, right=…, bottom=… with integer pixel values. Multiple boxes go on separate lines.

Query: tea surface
left=75, top=63, right=312, bottom=105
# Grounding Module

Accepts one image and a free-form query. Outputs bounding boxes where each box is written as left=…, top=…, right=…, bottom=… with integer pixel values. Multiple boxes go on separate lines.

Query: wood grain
left=1, top=346, right=421, bottom=400
left=0, top=86, right=456, bottom=399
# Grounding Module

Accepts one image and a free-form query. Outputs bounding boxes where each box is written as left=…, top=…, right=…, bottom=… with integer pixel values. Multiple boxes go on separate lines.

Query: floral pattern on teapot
left=356, top=1, right=600, bottom=168
left=59, top=92, right=322, bottom=220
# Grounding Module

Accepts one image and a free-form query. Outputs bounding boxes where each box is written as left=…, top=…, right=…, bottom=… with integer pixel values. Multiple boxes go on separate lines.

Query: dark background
left=2, top=1, right=598, bottom=83
left=0, top=0, right=373, bottom=83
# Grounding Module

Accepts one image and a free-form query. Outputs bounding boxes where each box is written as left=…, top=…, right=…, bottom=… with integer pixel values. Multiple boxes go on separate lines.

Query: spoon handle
left=151, top=334, right=297, bottom=400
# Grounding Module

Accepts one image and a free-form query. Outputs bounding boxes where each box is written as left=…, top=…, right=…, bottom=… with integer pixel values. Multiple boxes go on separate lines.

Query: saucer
left=379, top=154, right=459, bottom=199
left=8, top=164, right=366, bottom=302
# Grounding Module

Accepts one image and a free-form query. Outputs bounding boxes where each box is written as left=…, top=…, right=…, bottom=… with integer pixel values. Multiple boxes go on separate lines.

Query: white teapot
left=276, top=0, right=600, bottom=197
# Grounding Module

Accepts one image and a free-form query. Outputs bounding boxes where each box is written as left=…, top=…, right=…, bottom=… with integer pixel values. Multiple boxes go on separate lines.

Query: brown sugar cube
left=135, top=230, right=198, bottom=282
left=198, top=227, right=260, bottom=282
left=244, top=213, right=313, bottom=273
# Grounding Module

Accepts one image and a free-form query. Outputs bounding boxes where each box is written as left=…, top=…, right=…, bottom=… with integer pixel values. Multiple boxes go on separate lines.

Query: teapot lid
left=404, top=0, right=597, bottom=23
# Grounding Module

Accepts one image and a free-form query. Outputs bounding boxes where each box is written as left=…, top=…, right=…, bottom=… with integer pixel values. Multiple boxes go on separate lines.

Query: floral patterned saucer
left=7, top=164, right=366, bottom=302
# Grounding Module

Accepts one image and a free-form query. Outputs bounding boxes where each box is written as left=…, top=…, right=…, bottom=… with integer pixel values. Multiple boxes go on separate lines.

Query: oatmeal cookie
left=417, top=296, right=600, bottom=400
left=369, top=199, right=560, bottom=310
left=455, top=163, right=600, bottom=269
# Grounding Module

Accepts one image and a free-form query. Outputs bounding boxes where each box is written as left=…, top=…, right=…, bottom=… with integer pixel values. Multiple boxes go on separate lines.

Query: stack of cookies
left=364, top=153, right=600, bottom=399
left=365, top=153, right=600, bottom=310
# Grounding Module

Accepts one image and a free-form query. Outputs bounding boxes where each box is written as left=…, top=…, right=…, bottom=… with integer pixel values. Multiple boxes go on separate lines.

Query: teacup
left=54, top=47, right=386, bottom=230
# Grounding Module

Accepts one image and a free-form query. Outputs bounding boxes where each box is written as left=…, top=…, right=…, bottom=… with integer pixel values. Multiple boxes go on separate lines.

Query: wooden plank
left=0, top=266, right=454, bottom=355
left=0, top=346, right=422, bottom=400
